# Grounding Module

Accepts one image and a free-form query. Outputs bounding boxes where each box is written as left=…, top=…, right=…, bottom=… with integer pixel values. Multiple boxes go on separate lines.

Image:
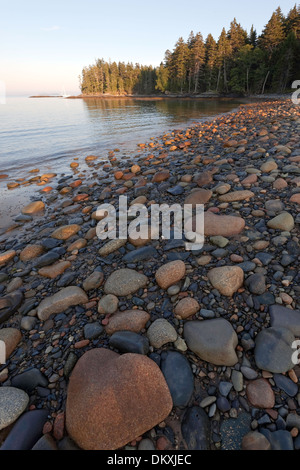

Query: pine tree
left=228, top=18, right=247, bottom=54
left=259, top=9, right=286, bottom=55
left=189, top=32, right=206, bottom=93
left=248, top=26, right=257, bottom=47
left=205, top=34, right=218, bottom=91
left=155, top=63, right=169, bottom=93
left=217, top=28, right=231, bottom=92
left=172, top=37, right=190, bottom=93
left=285, top=4, right=300, bottom=39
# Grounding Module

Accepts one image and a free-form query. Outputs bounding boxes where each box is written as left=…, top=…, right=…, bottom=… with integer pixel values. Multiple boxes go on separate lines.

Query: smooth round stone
left=260, top=429, right=294, bottom=451
left=84, top=323, right=104, bottom=340
left=21, top=316, right=37, bottom=331
left=104, top=269, right=148, bottom=296
left=82, top=271, right=104, bottom=291
left=155, top=261, right=186, bottom=290
left=181, top=407, right=211, bottom=450
left=254, top=327, right=295, bottom=374
left=200, top=309, right=215, bottom=319
left=246, top=379, right=275, bottom=409
left=167, top=285, right=181, bottom=296
left=273, top=374, right=298, bottom=397
left=98, top=294, right=119, bottom=314
left=0, top=410, right=48, bottom=450
left=217, top=397, right=231, bottom=412
left=242, top=432, right=271, bottom=451
left=245, top=274, right=266, bottom=295
left=138, top=439, right=155, bottom=451
left=160, top=351, right=194, bottom=407
left=147, top=319, right=177, bottom=348
left=231, top=370, right=244, bottom=392
left=210, top=236, right=229, bottom=248
left=0, top=387, right=29, bottom=430
left=109, top=331, right=149, bottom=355
left=241, top=366, right=258, bottom=380
left=200, top=396, right=217, bottom=408
left=11, top=368, right=48, bottom=392
left=219, top=382, right=233, bottom=397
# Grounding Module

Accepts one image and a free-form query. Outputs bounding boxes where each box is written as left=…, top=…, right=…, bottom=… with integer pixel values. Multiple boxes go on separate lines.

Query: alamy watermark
left=96, top=196, right=204, bottom=251
left=0, top=340, right=6, bottom=365
left=292, top=80, right=300, bottom=105
left=292, top=340, right=300, bottom=366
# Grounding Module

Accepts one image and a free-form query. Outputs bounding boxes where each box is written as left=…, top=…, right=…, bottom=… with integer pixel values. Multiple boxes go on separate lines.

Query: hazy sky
left=1, top=0, right=297, bottom=95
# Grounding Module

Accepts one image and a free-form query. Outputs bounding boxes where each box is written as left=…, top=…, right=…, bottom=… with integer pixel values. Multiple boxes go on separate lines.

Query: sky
left=1, top=0, right=298, bottom=96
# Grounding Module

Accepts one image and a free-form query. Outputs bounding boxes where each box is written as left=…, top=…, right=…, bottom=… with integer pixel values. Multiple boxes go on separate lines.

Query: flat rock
left=245, top=274, right=266, bottom=295
left=273, top=374, right=298, bottom=397
left=155, top=261, right=186, bottom=290
left=98, top=294, right=119, bottom=314
left=37, top=286, right=88, bottom=321
left=20, top=245, right=44, bottom=262
left=220, top=412, right=251, bottom=450
left=208, top=266, right=244, bottom=297
left=123, top=246, right=157, bottom=263
left=242, top=432, right=271, bottom=451
left=6, top=277, right=23, bottom=293
left=11, top=368, right=48, bottom=392
left=219, top=190, right=254, bottom=202
left=187, top=212, right=245, bottom=237
left=105, top=310, right=150, bottom=335
left=174, top=297, right=200, bottom=319
left=0, top=250, right=16, bottom=266
left=104, top=269, right=148, bottom=296
left=84, top=323, right=104, bottom=340
left=33, top=250, right=60, bottom=268
left=254, top=327, right=295, bottom=373
left=147, top=319, right=178, bottom=348
left=21, top=201, right=45, bottom=215
left=83, top=271, right=104, bottom=291
left=184, top=189, right=212, bottom=206
left=51, top=225, right=81, bottom=240
left=0, top=410, right=48, bottom=450
left=261, top=160, right=278, bottom=173
left=246, top=379, right=275, bottom=409
left=181, top=406, right=211, bottom=450
left=98, top=239, right=127, bottom=256
left=0, top=328, right=22, bottom=360
left=38, top=261, right=71, bottom=279
left=260, top=429, right=293, bottom=451
left=194, top=171, right=213, bottom=187
left=0, top=387, right=29, bottom=431
left=269, top=304, right=300, bottom=336
left=184, top=319, right=238, bottom=366
left=267, top=212, right=295, bottom=232
left=65, top=349, right=173, bottom=450
left=161, top=351, right=194, bottom=407
left=109, top=331, right=149, bottom=355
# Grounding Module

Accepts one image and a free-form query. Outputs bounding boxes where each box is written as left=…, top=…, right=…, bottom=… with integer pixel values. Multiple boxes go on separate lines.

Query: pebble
left=0, top=387, right=29, bottom=431
left=104, top=269, right=148, bottom=296
left=160, top=351, right=194, bottom=407
left=147, top=319, right=178, bottom=348
left=184, top=319, right=238, bottom=366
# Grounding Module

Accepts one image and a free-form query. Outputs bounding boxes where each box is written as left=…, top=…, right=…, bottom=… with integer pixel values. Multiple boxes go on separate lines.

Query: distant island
left=29, top=95, right=63, bottom=98
left=80, top=6, right=300, bottom=97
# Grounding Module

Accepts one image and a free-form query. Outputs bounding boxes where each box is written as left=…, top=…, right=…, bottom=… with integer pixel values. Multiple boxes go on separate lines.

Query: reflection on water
left=0, top=97, right=246, bottom=178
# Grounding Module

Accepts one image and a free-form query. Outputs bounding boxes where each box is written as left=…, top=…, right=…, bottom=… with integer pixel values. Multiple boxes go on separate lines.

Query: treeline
left=80, top=5, right=300, bottom=96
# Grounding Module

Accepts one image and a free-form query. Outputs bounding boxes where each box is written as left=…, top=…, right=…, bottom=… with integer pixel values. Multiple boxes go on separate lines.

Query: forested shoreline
left=80, top=5, right=300, bottom=97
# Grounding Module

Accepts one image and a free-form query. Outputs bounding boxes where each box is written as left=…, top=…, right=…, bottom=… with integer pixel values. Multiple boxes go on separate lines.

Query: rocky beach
left=0, top=98, right=300, bottom=451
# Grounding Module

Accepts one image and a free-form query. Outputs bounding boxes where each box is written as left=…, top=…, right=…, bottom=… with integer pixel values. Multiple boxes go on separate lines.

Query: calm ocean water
left=0, top=97, right=246, bottom=180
